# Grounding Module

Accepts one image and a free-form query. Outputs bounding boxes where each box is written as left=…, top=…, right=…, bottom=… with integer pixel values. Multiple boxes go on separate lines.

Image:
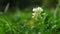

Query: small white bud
left=32, top=7, right=43, bottom=12
left=32, top=8, right=37, bottom=12
left=32, top=13, right=36, bottom=16
left=37, top=7, right=43, bottom=12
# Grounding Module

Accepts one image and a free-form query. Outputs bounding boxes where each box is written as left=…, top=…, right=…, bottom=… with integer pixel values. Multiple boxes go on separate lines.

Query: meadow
left=0, top=0, right=60, bottom=34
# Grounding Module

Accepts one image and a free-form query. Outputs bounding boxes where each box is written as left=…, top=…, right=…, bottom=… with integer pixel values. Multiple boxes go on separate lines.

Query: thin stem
left=54, top=3, right=60, bottom=19
left=4, top=3, right=10, bottom=13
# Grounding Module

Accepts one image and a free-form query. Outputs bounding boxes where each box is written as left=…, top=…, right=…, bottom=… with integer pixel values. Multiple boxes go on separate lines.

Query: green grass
left=0, top=2, right=60, bottom=34
left=0, top=8, right=60, bottom=34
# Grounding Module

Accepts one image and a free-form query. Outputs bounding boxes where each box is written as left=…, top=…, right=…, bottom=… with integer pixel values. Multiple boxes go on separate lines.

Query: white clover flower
left=32, top=7, right=43, bottom=18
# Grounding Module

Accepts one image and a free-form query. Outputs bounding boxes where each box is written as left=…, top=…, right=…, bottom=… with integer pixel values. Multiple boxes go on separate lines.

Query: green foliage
left=0, top=0, right=60, bottom=34
left=0, top=7, right=60, bottom=34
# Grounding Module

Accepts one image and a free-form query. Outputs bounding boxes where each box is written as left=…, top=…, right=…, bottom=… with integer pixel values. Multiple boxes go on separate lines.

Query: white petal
left=37, top=7, right=43, bottom=11
left=32, top=8, right=37, bottom=12
left=32, top=13, right=36, bottom=16
left=40, top=8, right=43, bottom=11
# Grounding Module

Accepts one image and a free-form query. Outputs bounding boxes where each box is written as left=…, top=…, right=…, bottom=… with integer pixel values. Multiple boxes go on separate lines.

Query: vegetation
left=0, top=0, right=60, bottom=34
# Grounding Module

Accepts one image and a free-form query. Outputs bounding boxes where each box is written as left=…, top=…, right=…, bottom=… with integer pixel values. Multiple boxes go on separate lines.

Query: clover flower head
left=32, top=7, right=43, bottom=18
left=37, top=7, right=43, bottom=12
left=32, top=7, right=43, bottom=12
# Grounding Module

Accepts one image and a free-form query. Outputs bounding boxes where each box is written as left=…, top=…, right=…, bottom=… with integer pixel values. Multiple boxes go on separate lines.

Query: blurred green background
left=0, top=0, right=60, bottom=34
